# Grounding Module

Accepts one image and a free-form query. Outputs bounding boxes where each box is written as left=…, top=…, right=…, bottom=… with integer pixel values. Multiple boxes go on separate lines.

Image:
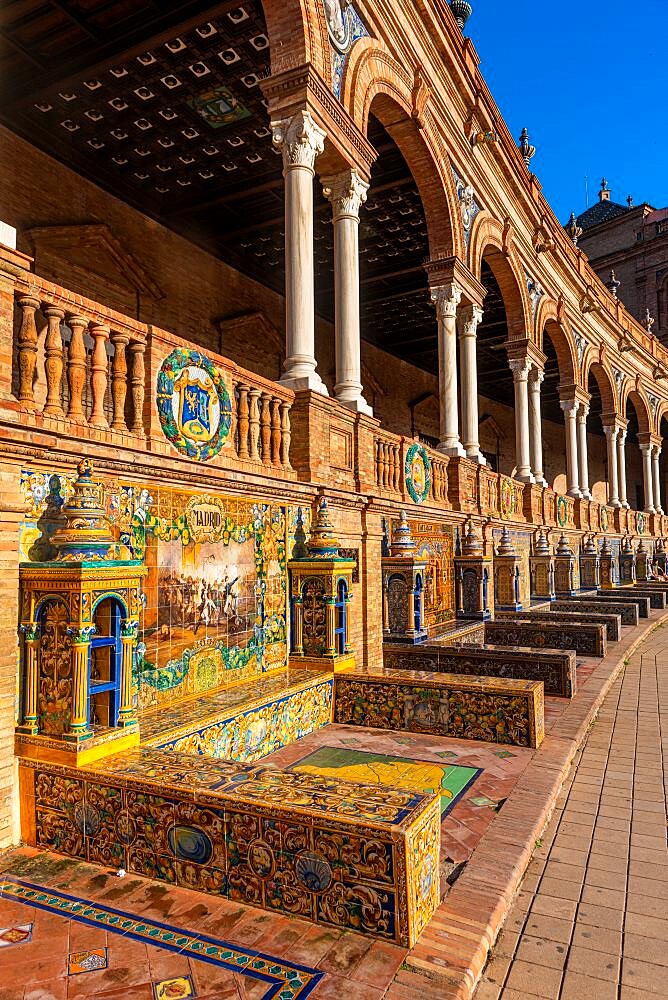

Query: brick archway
left=584, top=359, right=618, bottom=416
left=263, top=0, right=331, bottom=80
left=536, top=300, right=578, bottom=388
left=625, top=387, right=652, bottom=437
left=342, top=38, right=462, bottom=260
left=469, top=213, right=530, bottom=340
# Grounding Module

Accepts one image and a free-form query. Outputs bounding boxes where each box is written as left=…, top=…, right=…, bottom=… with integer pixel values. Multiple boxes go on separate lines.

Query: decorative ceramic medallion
left=157, top=348, right=232, bottom=461
left=600, top=506, right=609, bottom=533
left=556, top=495, right=567, bottom=528
left=405, top=444, right=431, bottom=504
left=294, top=850, right=333, bottom=892
left=500, top=477, right=514, bottom=518
left=167, top=824, right=214, bottom=865
left=637, top=511, right=646, bottom=535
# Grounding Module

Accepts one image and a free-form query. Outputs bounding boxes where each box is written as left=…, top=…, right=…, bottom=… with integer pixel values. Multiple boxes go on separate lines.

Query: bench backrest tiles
left=566, top=593, right=649, bottom=619
left=628, top=588, right=668, bottom=609
left=553, top=599, right=639, bottom=626
left=494, top=608, right=621, bottom=642
left=334, top=670, right=544, bottom=748
left=484, top=619, right=606, bottom=658
left=383, top=643, right=576, bottom=697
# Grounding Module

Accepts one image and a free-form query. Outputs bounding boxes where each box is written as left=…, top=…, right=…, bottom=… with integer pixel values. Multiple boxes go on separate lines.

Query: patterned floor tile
left=0, top=923, right=32, bottom=946
left=152, top=975, right=196, bottom=999
left=68, top=947, right=108, bottom=973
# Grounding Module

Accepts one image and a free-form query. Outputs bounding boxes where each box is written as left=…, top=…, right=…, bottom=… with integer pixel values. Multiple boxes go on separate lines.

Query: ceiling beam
left=1, top=0, right=243, bottom=107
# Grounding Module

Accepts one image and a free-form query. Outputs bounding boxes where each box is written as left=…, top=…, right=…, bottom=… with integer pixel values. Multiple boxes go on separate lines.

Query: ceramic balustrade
left=12, top=277, right=146, bottom=437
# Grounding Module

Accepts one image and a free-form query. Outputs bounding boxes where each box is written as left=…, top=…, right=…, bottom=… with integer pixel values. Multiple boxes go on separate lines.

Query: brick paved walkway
left=474, top=624, right=668, bottom=1000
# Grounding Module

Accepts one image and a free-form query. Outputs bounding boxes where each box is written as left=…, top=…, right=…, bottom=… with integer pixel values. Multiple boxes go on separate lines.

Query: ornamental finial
left=390, top=511, right=416, bottom=557
left=518, top=128, right=535, bottom=168
left=566, top=212, right=583, bottom=247
left=449, top=0, right=472, bottom=30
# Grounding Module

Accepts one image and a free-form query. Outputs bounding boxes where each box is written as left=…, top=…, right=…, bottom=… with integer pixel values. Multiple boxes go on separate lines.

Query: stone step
left=334, top=669, right=544, bottom=748
left=383, top=641, right=576, bottom=697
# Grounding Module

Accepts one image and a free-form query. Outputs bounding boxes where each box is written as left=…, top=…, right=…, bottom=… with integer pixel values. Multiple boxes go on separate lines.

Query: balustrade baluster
left=89, top=324, right=110, bottom=427
left=128, top=339, right=145, bottom=435
left=383, top=442, right=390, bottom=488
left=236, top=385, right=249, bottom=458
left=110, top=330, right=129, bottom=431
left=16, top=296, right=40, bottom=408
left=270, top=398, right=281, bottom=466
left=66, top=314, right=87, bottom=420
left=393, top=446, right=400, bottom=491
left=260, top=393, right=271, bottom=462
left=280, top=401, right=291, bottom=469
left=249, top=388, right=261, bottom=462
left=42, top=305, right=65, bottom=416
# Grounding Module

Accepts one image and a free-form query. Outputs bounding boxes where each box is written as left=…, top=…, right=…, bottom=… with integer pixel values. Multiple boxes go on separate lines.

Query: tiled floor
left=474, top=623, right=668, bottom=1000
left=266, top=724, right=533, bottom=873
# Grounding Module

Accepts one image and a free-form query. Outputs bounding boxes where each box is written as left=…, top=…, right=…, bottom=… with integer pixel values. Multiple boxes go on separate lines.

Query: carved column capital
left=560, top=398, right=579, bottom=417
left=457, top=304, right=483, bottom=338
left=578, top=403, right=590, bottom=422
left=430, top=283, right=462, bottom=319
left=509, top=357, right=531, bottom=382
left=322, top=169, right=369, bottom=222
left=528, top=365, right=545, bottom=386
left=271, top=111, right=326, bottom=173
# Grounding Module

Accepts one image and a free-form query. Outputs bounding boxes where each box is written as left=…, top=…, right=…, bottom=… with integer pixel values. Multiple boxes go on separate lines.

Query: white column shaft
left=510, top=360, right=533, bottom=482
left=561, top=401, right=581, bottom=498
left=272, top=112, right=327, bottom=394
left=617, top=432, right=629, bottom=508
left=641, top=445, right=655, bottom=513
left=458, top=305, right=485, bottom=464
left=432, top=285, right=465, bottom=456
left=528, top=368, right=546, bottom=485
left=323, top=170, right=371, bottom=415
left=577, top=406, right=591, bottom=500
left=604, top=427, right=621, bottom=508
left=652, top=448, right=663, bottom=514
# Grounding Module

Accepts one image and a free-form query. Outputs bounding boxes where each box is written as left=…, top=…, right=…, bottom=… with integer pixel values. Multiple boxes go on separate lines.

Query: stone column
left=457, top=304, right=485, bottom=463
left=271, top=111, right=327, bottom=394
left=652, top=444, right=663, bottom=514
left=509, top=359, right=534, bottom=482
left=617, top=429, right=629, bottom=508
left=560, top=400, right=581, bottom=498
left=322, top=169, right=372, bottom=415
left=431, top=284, right=465, bottom=456
left=640, top=443, right=656, bottom=513
left=577, top=403, right=592, bottom=500
left=603, top=424, right=621, bottom=508
left=528, top=366, right=546, bottom=485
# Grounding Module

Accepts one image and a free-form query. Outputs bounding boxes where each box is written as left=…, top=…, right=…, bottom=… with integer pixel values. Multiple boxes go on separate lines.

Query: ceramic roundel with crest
left=600, top=505, right=609, bottom=533
left=405, top=443, right=431, bottom=504
left=157, top=348, right=232, bottom=461
left=556, top=495, right=568, bottom=528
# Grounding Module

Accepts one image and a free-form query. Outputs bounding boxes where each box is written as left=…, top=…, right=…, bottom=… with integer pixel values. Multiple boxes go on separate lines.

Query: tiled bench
left=18, top=748, right=440, bottom=947
left=553, top=598, right=640, bottom=627
left=484, top=619, right=606, bottom=658
left=140, top=668, right=333, bottom=763
left=384, top=642, right=576, bottom=698
left=628, top=587, right=668, bottom=609
left=572, top=593, right=650, bottom=619
left=494, top=608, right=622, bottom=642
left=334, top=669, right=544, bottom=748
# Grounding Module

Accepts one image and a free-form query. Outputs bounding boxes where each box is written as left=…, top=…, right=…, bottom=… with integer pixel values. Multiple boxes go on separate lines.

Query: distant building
left=572, top=179, right=668, bottom=340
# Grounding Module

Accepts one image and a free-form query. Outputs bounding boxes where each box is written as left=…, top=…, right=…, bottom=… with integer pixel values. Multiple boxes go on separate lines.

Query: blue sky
left=468, top=1, right=668, bottom=223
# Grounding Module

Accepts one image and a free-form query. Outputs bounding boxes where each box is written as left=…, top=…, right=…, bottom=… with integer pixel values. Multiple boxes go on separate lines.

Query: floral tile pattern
left=153, top=974, right=196, bottom=999
left=0, top=923, right=33, bottom=946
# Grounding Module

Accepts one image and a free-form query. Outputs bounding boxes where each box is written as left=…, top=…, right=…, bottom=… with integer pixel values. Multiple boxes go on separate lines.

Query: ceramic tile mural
left=21, top=752, right=441, bottom=947
left=289, top=747, right=481, bottom=817
left=391, top=519, right=455, bottom=632
left=19, top=468, right=292, bottom=711
left=333, top=672, right=544, bottom=748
